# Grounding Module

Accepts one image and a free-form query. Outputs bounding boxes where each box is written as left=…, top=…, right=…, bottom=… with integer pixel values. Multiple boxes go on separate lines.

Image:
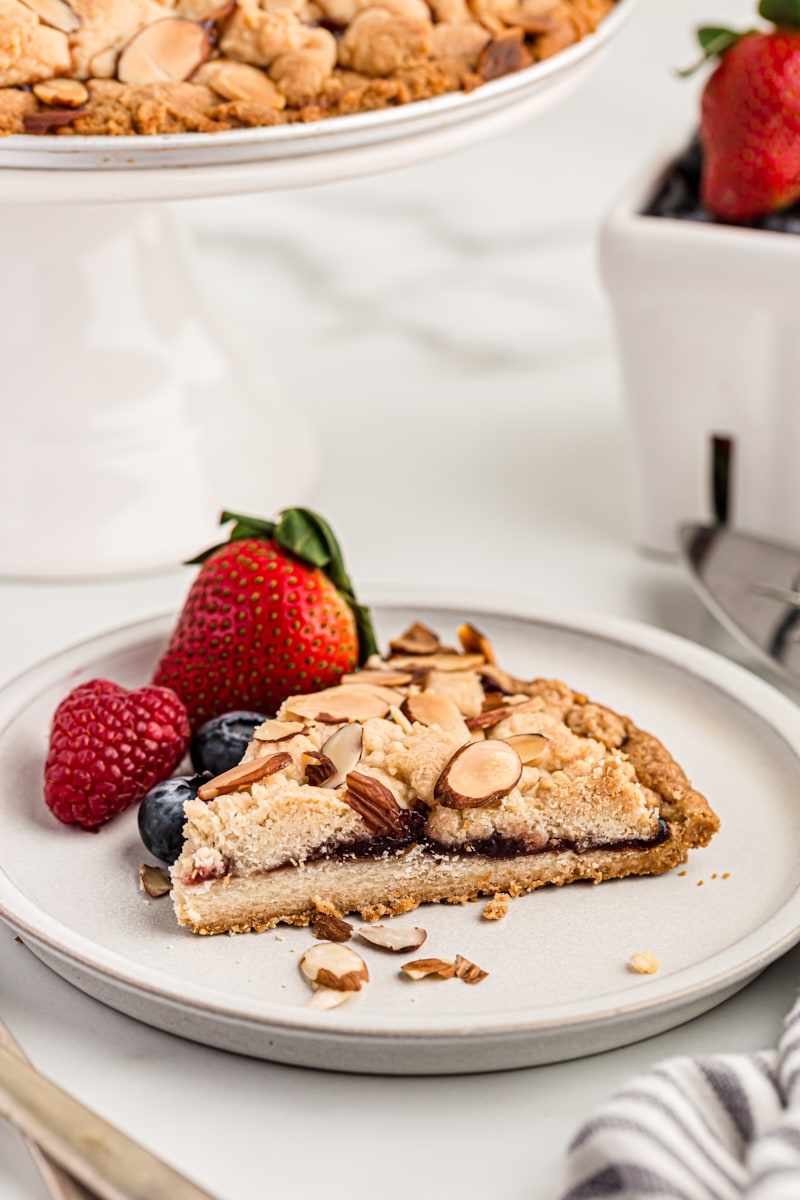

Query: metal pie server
left=680, top=523, right=800, bottom=685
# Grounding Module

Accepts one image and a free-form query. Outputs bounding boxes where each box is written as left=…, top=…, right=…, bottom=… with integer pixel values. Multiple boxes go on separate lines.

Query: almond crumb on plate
left=629, top=950, right=660, bottom=975
left=482, top=893, right=509, bottom=920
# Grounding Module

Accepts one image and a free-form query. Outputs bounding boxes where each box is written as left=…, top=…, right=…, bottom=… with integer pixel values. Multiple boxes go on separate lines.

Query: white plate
left=0, top=0, right=636, bottom=171
left=2, top=591, right=800, bottom=1075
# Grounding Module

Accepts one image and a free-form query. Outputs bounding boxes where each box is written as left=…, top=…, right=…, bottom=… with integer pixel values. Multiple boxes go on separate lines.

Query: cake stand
left=0, top=0, right=637, bottom=578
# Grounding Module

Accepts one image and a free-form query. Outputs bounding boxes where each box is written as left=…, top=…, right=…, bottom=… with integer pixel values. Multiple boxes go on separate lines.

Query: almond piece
left=193, top=59, right=285, bottom=108
left=314, top=723, right=363, bottom=788
left=117, top=18, right=211, bottom=85
left=434, top=740, right=522, bottom=810
left=285, top=686, right=389, bottom=724
left=454, top=954, right=489, bottom=984
left=139, top=864, right=171, bottom=898
left=501, top=733, right=548, bottom=765
left=340, top=669, right=413, bottom=687
left=198, top=751, right=291, bottom=800
left=388, top=653, right=486, bottom=673
left=479, top=664, right=533, bottom=696
left=300, top=943, right=369, bottom=992
left=20, top=0, right=80, bottom=32
left=389, top=622, right=441, bottom=655
left=305, top=987, right=352, bottom=1010
left=466, top=698, right=541, bottom=731
left=312, top=913, right=353, bottom=943
left=32, top=78, right=88, bottom=108
left=344, top=772, right=407, bottom=837
left=401, top=958, right=455, bottom=980
left=478, top=27, right=532, bottom=82
left=401, top=693, right=470, bottom=741
left=389, top=705, right=414, bottom=735
left=457, top=622, right=497, bottom=665
left=253, top=720, right=308, bottom=743
left=177, top=0, right=235, bottom=18
left=358, top=925, right=427, bottom=953
left=304, top=751, right=337, bottom=788
left=23, top=110, right=78, bottom=134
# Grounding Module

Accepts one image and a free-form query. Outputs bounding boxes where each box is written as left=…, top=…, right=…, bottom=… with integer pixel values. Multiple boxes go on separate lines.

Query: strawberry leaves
left=187, top=508, right=378, bottom=663
left=760, top=0, right=800, bottom=30
left=678, top=26, right=752, bottom=77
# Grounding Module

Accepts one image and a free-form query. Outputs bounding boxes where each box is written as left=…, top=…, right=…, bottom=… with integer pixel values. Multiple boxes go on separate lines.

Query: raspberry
left=44, top=679, right=191, bottom=830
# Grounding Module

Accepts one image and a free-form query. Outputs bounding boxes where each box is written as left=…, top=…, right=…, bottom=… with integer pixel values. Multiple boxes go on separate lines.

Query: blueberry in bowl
left=190, top=711, right=267, bottom=777
left=139, top=773, right=211, bottom=865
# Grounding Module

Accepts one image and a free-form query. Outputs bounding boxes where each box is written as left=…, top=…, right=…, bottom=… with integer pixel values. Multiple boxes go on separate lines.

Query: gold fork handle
left=0, top=1044, right=218, bottom=1200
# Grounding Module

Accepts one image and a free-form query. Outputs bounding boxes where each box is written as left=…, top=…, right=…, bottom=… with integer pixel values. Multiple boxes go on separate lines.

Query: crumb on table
left=628, top=950, right=660, bottom=975
left=482, top=893, right=510, bottom=921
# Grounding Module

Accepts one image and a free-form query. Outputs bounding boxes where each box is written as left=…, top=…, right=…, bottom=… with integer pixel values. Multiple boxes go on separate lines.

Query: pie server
left=680, top=522, right=800, bottom=686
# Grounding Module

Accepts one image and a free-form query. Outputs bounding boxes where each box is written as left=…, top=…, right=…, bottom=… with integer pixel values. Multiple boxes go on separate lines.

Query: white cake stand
left=0, top=0, right=636, bottom=578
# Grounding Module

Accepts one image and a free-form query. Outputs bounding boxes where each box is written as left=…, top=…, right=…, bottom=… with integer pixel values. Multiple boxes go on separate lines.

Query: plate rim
left=2, top=585, right=799, bottom=1043
left=0, top=0, right=637, bottom=165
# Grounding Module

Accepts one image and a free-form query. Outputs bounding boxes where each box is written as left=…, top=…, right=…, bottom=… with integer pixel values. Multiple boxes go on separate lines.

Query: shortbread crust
left=170, top=627, right=719, bottom=934
left=0, top=0, right=615, bottom=136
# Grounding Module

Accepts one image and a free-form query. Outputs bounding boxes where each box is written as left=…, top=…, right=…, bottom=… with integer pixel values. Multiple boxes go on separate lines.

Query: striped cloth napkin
left=558, top=1000, right=800, bottom=1199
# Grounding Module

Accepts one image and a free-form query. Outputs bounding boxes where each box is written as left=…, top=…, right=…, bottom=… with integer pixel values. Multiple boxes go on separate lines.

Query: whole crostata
left=170, top=621, right=719, bottom=935
left=0, top=0, right=615, bottom=136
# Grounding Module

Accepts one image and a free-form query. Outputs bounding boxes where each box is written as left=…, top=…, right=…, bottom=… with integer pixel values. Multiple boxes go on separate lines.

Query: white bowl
left=599, top=139, right=800, bottom=556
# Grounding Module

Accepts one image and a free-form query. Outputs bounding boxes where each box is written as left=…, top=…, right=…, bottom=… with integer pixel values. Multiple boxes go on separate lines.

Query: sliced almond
left=300, top=942, right=369, bottom=992
left=23, top=109, right=78, bottom=134
left=501, top=733, right=548, bottom=765
left=401, top=693, right=470, bottom=741
left=117, top=18, right=211, bottom=85
left=176, top=0, right=235, bottom=18
left=340, top=669, right=412, bottom=688
left=192, top=59, right=285, bottom=108
left=285, top=686, right=389, bottom=724
left=303, top=751, right=337, bottom=788
left=401, top=958, right=455, bottom=981
left=466, top=698, right=541, bottom=731
left=20, top=0, right=80, bottom=32
left=454, top=954, right=489, bottom=984
left=344, top=771, right=407, bottom=837
left=139, top=864, right=171, bottom=899
left=434, top=740, right=522, bottom=810
left=253, top=719, right=308, bottom=743
left=389, top=622, right=441, bottom=655
left=389, top=705, right=414, bottom=735
left=198, top=751, right=291, bottom=800
left=388, top=653, right=486, bottom=674
left=32, top=78, right=88, bottom=108
left=315, top=723, right=363, bottom=788
left=479, top=664, right=533, bottom=696
left=312, top=912, right=353, bottom=943
left=305, top=987, right=352, bottom=1010
left=457, top=622, right=497, bottom=665
left=358, top=925, right=427, bottom=953
left=342, top=682, right=407, bottom=707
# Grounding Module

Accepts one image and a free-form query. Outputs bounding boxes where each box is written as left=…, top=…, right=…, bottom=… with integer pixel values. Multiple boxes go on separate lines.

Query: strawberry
left=690, top=1, right=800, bottom=221
left=152, top=508, right=377, bottom=729
left=44, top=679, right=190, bottom=830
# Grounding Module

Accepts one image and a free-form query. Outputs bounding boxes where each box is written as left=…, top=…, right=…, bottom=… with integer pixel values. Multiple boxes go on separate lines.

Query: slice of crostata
left=170, top=622, right=719, bottom=935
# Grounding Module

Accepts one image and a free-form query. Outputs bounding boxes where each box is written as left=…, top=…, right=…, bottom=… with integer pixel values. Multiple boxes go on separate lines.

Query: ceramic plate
left=0, top=0, right=636, bottom=170
left=2, top=592, right=800, bottom=1075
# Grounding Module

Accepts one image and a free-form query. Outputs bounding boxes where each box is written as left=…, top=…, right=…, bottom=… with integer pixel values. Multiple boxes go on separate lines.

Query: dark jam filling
left=305, top=817, right=670, bottom=866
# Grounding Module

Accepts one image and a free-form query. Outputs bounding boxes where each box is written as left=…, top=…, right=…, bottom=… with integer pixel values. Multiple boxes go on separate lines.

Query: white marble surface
left=3, top=0, right=795, bottom=1197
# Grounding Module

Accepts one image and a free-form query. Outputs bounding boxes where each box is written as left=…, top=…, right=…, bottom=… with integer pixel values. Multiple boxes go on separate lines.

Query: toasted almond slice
left=479, top=663, right=532, bottom=696
left=177, top=0, right=235, bottom=17
left=198, top=751, right=291, bottom=800
left=285, top=686, right=389, bottom=724
left=344, top=771, right=406, bottom=837
left=20, top=0, right=80, bottom=32
left=300, top=943, right=369, bottom=992
left=454, top=954, right=489, bottom=984
left=342, top=682, right=407, bottom=707
left=139, top=864, right=171, bottom=898
left=501, top=733, right=549, bottom=765
left=389, top=704, right=414, bottom=735
left=358, top=925, right=427, bottom=953
left=401, top=958, right=455, bottom=980
left=32, top=78, right=88, bottom=108
left=253, top=719, right=308, bottom=743
left=303, top=751, right=337, bottom=788
left=312, top=913, right=353, bottom=943
left=389, top=622, right=441, bottom=655
left=388, top=653, right=486, bottom=673
left=340, top=669, right=413, bottom=687
left=401, top=693, right=470, bottom=741
left=192, top=59, right=285, bottom=108
left=117, top=18, right=211, bottom=85
left=466, top=698, right=541, bottom=731
left=434, top=740, right=522, bottom=810
left=457, top=622, right=497, bottom=665
left=305, top=987, right=352, bottom=1010
left=315, top=723, right=363, bottom=788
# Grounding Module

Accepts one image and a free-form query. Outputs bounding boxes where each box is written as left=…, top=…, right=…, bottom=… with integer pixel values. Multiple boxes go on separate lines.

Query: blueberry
left=190, top=711, right=267, bottom=776
left=138, top=773, right=210, bottom=864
